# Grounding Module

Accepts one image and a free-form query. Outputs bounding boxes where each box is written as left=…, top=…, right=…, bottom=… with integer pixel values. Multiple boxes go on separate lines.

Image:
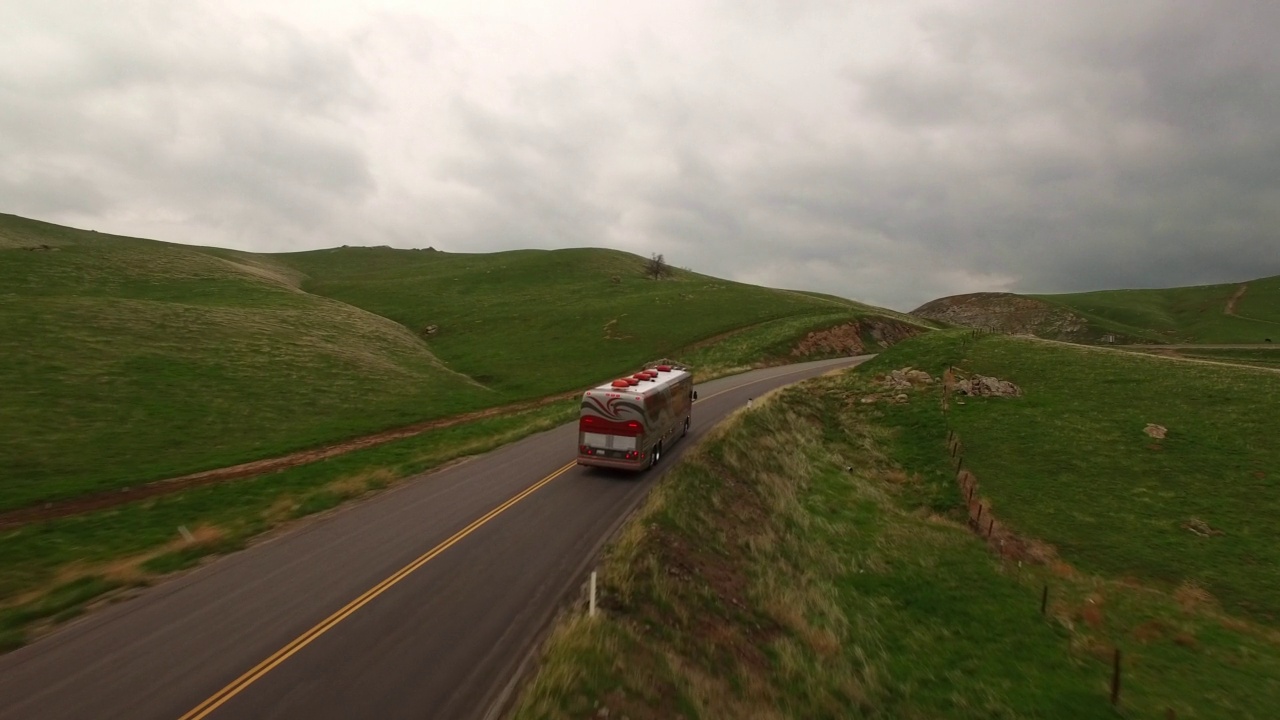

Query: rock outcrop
left=790, top=319, right=922, bottom=358
left=882, top=368, right=935, bottom=389
left=911, top=293, right=1093, bottom=341
left=954, top=375, right=1022, bottom=397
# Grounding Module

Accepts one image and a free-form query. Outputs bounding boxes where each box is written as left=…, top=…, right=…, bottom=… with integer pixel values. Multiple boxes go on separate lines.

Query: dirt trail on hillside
left=1225, top=284, right=1248, bottom=315
left=1022, top=336, right=1280, bottom=375
left=1221, top=284, right=1280, bottom=329
left=0, top=393, right=578, bottom=529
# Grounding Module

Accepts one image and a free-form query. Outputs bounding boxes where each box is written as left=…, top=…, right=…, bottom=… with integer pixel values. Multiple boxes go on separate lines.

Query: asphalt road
left=0, top=356, right=871, bottom=720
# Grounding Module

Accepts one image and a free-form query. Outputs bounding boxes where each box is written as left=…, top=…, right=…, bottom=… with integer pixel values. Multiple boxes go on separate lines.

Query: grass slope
left=516, top=383, right=1110, bottom=719
left=1, top=215, right=493, bottom=511
left=1032, top=275, right=1280, bottom=344
left=271, top=247, right=876, bottom=397
left=513, top=359, right=1280, bottom=718
left=865, top=332, right=1280, bottom=625
left=1166, top=347, right=1280, bottom=369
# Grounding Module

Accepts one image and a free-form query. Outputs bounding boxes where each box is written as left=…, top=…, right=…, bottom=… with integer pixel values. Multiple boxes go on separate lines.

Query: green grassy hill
left=272, top=246, right=862, bottom=397
left=1033, top=279, right=1280, bottom=344
left=1, top=215, right=493, bottom=510
left=914, top=276, right=1280, bottom=344
left=514, top=332, right=1280, bottom=718
left=868, top=333, right=1280, bottom=623
left=1, top=213, right=915, bottom=511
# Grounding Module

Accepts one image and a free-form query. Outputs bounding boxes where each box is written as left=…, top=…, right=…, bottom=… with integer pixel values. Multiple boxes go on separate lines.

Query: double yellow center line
left=181, top=361, right=845, bottom=718
left=180, top=460, right=578, bottom=720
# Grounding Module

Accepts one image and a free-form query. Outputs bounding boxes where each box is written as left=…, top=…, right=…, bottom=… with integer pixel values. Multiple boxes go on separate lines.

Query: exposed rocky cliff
left=790, top=318, right=923, bottom=358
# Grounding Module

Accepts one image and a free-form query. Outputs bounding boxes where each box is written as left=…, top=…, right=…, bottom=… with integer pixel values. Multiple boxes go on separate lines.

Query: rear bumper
left=576, top=455, right=646, bottom=471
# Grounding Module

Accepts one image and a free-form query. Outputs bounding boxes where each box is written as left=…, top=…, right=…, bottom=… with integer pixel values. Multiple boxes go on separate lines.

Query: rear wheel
left=651, top=442, right=662, bottom=467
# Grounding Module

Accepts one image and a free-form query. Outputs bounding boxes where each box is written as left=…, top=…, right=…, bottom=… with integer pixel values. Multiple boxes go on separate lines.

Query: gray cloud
left=3, top=0, right=1279, bottom=310
left=1, top=2, right=375, bottom=248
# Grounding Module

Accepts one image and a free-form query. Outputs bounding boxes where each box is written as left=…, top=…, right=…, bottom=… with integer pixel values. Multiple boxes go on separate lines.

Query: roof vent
left=656, top=365, right=671, bottom=372
left=611, top=379, right=631, bottom=389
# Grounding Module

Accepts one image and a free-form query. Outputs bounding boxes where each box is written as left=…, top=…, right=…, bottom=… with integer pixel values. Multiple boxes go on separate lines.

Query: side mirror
left=692, top=391, right=698, bottom=400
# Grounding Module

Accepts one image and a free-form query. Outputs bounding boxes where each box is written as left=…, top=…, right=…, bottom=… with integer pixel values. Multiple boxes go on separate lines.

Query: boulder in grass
left=955, top=374, right=1022, bottom=397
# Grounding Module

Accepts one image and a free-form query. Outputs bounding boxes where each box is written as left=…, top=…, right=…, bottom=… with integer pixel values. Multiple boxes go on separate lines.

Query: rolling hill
left=912, top=277, right=1280, bottom=344
left=270, top=245, right=883, bottom=397
left=0, top=213, right=921, bottom=511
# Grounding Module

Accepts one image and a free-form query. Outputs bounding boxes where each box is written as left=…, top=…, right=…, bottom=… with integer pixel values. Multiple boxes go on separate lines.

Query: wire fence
left=940, top=329, right=1128, bottom=711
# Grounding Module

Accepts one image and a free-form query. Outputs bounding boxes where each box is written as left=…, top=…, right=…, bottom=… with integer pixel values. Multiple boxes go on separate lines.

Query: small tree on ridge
left=646, top=252, right=669, bottom=280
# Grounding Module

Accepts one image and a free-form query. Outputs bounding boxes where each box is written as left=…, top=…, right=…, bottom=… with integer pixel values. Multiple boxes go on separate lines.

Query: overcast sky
left=3, top=1, right=1278, bottom=310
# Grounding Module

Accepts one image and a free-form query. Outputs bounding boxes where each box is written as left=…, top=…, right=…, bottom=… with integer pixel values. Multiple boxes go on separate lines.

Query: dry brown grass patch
left=1051, top=560, right=1079, bottom=579
left=126, top=523, right=227, bottom=571
left=621, top=515, right=779, bottom=682
left=182, top=524, right=226, bottom=545
left=3, top=523, right=228, bottom=612
left=1067, top=633, right=1115, bottom=662
left=263, top=497, right=301, bottom=523
left=880, top=468, right=914, bottom=485
left=325, top=468, right=397, bottom=498
left=806, top=626, right=841, bottom=658
left=923, top=512, right=967, bottom=530
left=93, top=557, right=152, bottom=586
left=1078, top=593, right=1106, bottom=629
left=1132, top=619, right=1168, bottom=643
left=1174, top=582, right=1218, bottom=613
left=1219, top=615, right=1253, bottom=633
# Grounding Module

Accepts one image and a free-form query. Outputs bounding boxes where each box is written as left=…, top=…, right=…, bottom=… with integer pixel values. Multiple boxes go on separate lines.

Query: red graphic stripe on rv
left=579, top=416, right=642, bottom=436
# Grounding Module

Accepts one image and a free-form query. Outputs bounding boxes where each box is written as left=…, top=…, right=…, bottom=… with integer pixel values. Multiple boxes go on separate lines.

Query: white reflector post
left=589, top=571, right=597, bottom=617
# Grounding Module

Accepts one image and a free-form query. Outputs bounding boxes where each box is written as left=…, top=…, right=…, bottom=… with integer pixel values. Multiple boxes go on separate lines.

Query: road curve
left=0, top=356, right=871, bottom=720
